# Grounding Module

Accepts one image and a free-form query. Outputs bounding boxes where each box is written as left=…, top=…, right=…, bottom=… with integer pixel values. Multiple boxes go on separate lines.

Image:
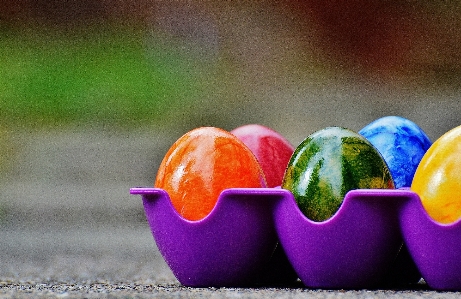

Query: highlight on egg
left=231, top=124, right=294, bottom=188
left=155, top=127, right=267, bottom=221
left=359, top=116, right=432, bottom=189
left=282, top=127, right=395, bottom=222
left=411, top=125, right=461, bottom=224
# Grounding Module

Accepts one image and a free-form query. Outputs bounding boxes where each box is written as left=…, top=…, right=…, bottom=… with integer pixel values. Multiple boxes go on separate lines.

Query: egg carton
left=130, top=187, right=459, bottom=291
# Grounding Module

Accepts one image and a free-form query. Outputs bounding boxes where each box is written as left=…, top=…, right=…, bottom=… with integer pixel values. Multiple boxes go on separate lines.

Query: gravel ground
left=0, top=284, right=452, bottom=299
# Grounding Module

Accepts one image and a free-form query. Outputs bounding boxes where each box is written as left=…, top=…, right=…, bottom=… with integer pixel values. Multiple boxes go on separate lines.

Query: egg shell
left=282, top=127, right=395, bottom=222
left=359, top=116, right=432, bottom=189
left=155, top=127, right=267, bottom=221
left=411, top=125, right=461, bottom=224
left=231, top=124, right=295, bottom=187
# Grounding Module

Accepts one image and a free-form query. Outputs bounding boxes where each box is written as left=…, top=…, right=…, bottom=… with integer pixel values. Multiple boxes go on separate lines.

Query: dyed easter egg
left=155, top=127, right=266, bottom=221
left=412, top=125, right=461, bottom=224
left=359, top=116, right=432, bottom=189
left=231, top=124, right=294, bottom=187
left=282, top=127, right=395, bottom=222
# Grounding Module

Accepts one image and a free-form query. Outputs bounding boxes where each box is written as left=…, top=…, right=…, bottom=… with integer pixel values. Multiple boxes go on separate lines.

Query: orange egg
left=155, top=127, right=267, bottom=221
left=411, top=125, right=461, bottom=224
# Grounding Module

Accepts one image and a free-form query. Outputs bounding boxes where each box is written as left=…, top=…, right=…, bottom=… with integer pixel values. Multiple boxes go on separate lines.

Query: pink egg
left=231, top=124, right=294, bottom=188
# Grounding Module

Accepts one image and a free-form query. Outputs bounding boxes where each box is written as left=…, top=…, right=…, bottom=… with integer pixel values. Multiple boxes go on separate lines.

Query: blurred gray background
left=1, top=0, right=461, bottom=297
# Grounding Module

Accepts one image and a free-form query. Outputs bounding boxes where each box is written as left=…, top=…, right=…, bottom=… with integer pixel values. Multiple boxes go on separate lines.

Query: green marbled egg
left=282, top=127, right=395, bottom=222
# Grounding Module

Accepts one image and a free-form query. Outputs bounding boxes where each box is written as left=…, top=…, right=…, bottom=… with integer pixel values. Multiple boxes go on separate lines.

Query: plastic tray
left=131, top=187, right=461, bottom=290
left=399, top=190, right=461, bottom=291
left=130, top=187, right=288, bottom=287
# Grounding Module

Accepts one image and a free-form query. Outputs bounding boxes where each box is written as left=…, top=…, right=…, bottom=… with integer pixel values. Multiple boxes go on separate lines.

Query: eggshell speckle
left=282, top=127, right=395, bottom=222
left=155, top=127, right=267, bottom=221
left=359, top=116, right=432, bottom=189
left=411, top=125, right=461, bottom=224
left=231, top=124, right=294, bottom=187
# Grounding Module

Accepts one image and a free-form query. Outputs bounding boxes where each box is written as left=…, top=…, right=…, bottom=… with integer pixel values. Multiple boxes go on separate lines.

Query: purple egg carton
left=399, top=189, right=461, bottom=291
left=130, top=187, right=461, bottom=290
left=130, top=187, right=289, bottom=287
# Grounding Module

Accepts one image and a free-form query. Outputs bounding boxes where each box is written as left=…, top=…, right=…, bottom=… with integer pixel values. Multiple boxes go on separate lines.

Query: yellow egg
left=411, top=125, right=461, bottom=224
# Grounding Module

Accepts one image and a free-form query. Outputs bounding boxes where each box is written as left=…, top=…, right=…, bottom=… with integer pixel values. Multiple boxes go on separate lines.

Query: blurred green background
left=0, top=17, right=221, bottom=131
left=2, top=1, right=461, bottom=137
left=2, top=0, right=461, bottom=190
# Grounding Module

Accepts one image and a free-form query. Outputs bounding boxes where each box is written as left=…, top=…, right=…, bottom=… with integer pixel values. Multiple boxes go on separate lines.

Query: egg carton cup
left=273, top=188, right=411, bottom=289
left=129, top=187, right=291, bottom=287
left=399, top=189, right=461, bottom=291
left=130, top=187, right=461, bottom=290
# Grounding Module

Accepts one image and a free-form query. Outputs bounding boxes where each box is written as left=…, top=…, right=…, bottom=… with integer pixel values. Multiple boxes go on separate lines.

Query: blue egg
left=359, top=116, right=432, bottom=189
